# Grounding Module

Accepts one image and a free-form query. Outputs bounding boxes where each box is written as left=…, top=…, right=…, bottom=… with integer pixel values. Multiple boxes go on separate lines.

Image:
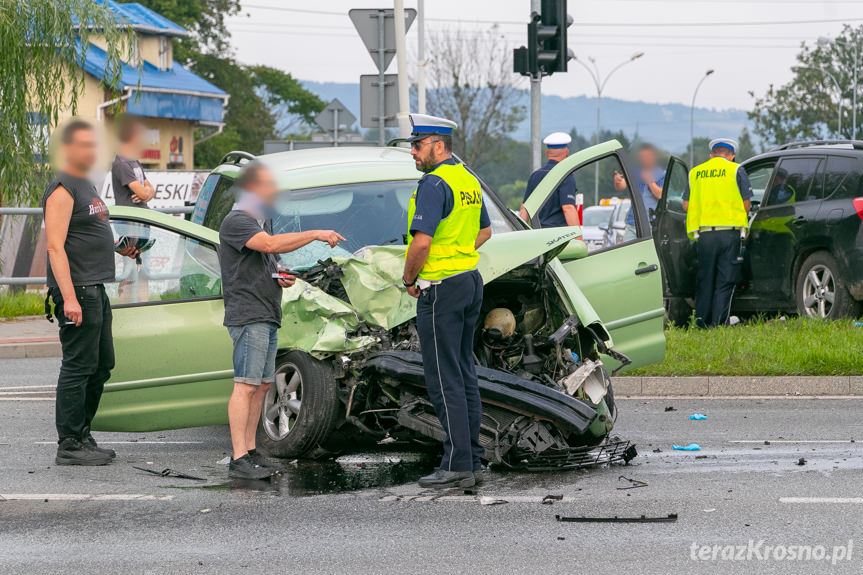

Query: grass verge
left=0, top=290, right=45, bottom=318
left=628, top=317, right=863, bottom=376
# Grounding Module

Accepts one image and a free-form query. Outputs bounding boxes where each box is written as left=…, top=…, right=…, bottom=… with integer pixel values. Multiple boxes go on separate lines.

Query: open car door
left=523, top=140, right=665, bottom=370
left=652, top=156, right=696, bottom=325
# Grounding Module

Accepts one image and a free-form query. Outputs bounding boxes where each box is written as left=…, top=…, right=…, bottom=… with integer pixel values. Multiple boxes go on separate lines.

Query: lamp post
left=792, top=66, right=842, bottom=137
left=819, top=35, right=859, bottom=138
left=573, top=52, right=644, bottom=205
left=690, top=69, right=714, bottom=168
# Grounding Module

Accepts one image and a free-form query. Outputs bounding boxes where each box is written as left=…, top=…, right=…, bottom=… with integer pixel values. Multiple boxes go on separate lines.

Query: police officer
left=683, top=138, right=753, bottom=328
left=519, top=132, right=578, bottom=227
left=402, top=113, right=492, bottom=489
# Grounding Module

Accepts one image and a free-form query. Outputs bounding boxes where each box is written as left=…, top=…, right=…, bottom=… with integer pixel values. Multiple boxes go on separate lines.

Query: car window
left=743, top=161, right=776, bottom=204
left=765, top=157, right=822, bottom=206
left=583, top=206, right=613, bottom=226
left=824, top=156, right=861, bottom=199
left=108, top=218, right=222, bottom=306
left=202, top=175, right=236, bottom=231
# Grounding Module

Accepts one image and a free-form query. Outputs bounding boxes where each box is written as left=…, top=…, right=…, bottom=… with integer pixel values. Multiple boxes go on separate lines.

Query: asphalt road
left=3, top=358, right=863, bottom=574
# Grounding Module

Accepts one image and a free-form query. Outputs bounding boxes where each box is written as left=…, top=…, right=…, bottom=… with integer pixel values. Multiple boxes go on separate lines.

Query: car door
left=746, top=156, right=824, bottom=304
left=522, top=140, right=665, bottom=370
left=652, top=156, right=694, bottom=300
left=93, top=207, right=234, bottom=433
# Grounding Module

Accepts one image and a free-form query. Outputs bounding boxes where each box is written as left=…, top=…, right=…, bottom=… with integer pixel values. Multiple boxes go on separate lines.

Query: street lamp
left=792, top=66, right=842, bottom=137
left=690, top=69, right=714, bottom=168
left=573, top=51, right=644, bottom=205
left=818, top=35, right=858, bottom=138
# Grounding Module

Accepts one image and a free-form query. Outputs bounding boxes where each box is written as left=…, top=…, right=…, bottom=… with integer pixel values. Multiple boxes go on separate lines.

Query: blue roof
left=82, top=41, right=227, bottom=96
left=100, top=1, right=188, bottom=37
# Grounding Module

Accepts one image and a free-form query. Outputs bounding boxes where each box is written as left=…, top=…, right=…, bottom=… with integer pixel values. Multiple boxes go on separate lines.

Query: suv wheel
left=795, top=252, right=860, bottom=319
left=256, top=351, right=341, bottom=458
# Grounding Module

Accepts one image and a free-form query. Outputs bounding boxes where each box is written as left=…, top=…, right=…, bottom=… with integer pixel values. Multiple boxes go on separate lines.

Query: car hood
left=277, top=227, right=601, bottom=355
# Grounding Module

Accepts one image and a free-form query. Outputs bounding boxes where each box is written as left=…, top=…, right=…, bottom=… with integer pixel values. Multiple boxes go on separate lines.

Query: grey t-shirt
left=218, top=210, right=282, bottom=327
left=112, top=155, right=149, bottom=208
left=42, top=173, right=116, bottom=288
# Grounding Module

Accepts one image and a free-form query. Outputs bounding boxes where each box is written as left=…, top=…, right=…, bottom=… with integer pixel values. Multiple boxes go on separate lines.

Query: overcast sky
left=225, top=0, right=860, bottom=111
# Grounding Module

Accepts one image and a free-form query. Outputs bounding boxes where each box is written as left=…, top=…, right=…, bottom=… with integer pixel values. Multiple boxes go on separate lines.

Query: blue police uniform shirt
left=409, top=158, right=491, bottom=238
left=626, top=166, right=666, bottom=226
left=523, top=160, right=577, bottom=227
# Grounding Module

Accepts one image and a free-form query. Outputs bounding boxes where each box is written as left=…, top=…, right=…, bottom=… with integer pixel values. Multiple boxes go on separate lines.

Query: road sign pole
left=530, top=0, right=542, bottom=171
left=377, top=10, right=386, bottom=146
left=394, top=0, right=411, bottom=139
left=333, top=107, right=339, bottom=146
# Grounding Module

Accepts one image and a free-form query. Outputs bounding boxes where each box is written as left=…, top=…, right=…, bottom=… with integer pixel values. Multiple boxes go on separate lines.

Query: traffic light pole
left=530, top=0, right=542, bottom=172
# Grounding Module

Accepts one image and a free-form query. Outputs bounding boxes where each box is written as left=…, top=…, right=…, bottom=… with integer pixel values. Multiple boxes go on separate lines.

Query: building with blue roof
left=69, top=1, right=228, bottom=169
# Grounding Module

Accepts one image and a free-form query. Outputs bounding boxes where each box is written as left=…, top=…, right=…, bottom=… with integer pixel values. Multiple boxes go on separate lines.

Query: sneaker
left=229, top=454, right=275, bottom=480
left=55, top=438, right=113, bottom=466
left=82, top=433, right=116, bottom=458
left=473, top=467, right=485, bottom=485
left=248, top=450, right=285, bottom=472
left=418, top=469, right=475, bottom=489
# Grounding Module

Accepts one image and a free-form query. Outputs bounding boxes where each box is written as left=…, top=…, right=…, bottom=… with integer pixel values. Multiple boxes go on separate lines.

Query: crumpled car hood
left=277, top=227, right=607, bottom=356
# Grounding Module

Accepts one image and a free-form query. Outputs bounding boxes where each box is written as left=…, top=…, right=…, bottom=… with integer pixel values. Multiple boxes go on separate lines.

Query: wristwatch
left=402, top=276, right=417, bottom=288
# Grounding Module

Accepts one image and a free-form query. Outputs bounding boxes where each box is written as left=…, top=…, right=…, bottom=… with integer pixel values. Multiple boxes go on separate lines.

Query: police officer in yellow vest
left=683, top=138, right=753, bottom=328
left=402, top=113, right=492, bottom=489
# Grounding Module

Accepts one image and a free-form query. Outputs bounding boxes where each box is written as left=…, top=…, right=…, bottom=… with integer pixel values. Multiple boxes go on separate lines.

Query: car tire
left=664, top=296, right=692, bottom=327
left=795, top=252, right=860, bottom=319
left=256, top=350, right=342, bottom=458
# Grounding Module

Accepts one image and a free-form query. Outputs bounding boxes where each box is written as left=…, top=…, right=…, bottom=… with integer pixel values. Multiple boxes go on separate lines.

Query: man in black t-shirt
left=43, top=120, right=139, bottom=466
left=111, top=115, right=154, bottom=208
left=218, top=161, right=345, bottom=479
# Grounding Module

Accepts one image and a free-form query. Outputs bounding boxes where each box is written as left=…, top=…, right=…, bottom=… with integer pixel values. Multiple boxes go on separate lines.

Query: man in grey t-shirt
left=218, top=161, right=345, bottom=480
left=111, top=115, right=155, bottom=208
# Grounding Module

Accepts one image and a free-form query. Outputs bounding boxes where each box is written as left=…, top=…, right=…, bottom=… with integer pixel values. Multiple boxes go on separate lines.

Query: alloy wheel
left=801, top=264, right=835, bottom=318
left=262, top=363, right=303, bottom=440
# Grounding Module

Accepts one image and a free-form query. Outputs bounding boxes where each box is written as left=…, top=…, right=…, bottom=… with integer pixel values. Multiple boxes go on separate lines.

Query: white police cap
left=407, top=113, right=458, bottom=142
left=709, top=138, right=738, bottom=154
left=543, top=132, right=572, bottom=149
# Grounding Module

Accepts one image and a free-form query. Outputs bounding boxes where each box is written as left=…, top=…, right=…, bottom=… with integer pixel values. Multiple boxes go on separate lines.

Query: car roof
left=745, top=140, right=863, bottom=165
left=212, top=146, right=422, bottom=191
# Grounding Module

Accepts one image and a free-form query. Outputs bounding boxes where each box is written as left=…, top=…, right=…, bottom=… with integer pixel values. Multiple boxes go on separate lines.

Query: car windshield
left=272, top=180, right=515, bottom=271
left=582, top=207, right=613, bottom=227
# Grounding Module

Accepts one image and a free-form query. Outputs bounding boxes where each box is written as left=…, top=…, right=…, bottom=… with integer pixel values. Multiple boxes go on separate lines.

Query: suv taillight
left=854, top=197, right=863, bottom=220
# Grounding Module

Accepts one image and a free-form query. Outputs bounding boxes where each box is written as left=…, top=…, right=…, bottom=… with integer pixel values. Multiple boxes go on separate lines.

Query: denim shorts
left=227, top=322, right=279, bottom=386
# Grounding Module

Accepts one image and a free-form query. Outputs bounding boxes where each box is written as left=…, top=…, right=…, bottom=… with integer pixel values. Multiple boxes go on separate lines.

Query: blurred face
left=638, top=147, right=657, bottom=169
left=126, top=123, right=146, bottom=156
left=410, top=137, right=444, bottom=173
left=63, top=128, right=97, bottom=173
left=247, top=167, right=278, bottom=206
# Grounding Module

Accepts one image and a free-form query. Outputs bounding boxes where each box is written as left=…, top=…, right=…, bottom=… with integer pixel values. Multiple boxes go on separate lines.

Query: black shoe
left=55, top=438, right=113, bottom=466
left=248, top=450, right=285, bottom=472
left=229, top=454, right=275, bottom=480
left=473, top=468, right=485, bottom=485
left=418, top=469, right=475, bottom=489
left=82, top=433, right=116, bottom=458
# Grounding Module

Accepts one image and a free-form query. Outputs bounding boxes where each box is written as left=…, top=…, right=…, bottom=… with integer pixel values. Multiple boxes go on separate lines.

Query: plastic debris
left=703, top=508, right=716, bottom=513
left=664, top=406, right=677, bottom=412
left=673, top=444, right=701, bottom=451
left=132, top=466, right=205, bottom=481
left=617, top=475, right=648, bottom=490
left=689, top=413, right=708, bottom=420
left=556, top=513, right=677, bottom=523
left=797, top=458, right=807, bottom=466
left=217, top=456, right=230, bottom=465
left=541, top=494, right=564, bottom=505
left=479, top=496, right=507, bottom=506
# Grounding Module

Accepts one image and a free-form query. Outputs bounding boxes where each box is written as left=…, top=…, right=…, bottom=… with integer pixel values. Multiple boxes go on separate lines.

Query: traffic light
left=514, top=0, right=573, bottom=77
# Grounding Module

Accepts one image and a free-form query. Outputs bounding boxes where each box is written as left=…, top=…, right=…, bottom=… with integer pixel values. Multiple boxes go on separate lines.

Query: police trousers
left=694, top=229, right=741, bottom=328
left=415, top=270, right=484, bottom=472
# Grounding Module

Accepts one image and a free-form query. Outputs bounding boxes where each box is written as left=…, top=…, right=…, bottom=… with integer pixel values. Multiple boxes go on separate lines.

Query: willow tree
left=0, top=0, right=135, bottom=206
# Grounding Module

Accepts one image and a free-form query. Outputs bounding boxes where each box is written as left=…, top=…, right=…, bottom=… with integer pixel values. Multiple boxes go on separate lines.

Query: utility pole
left=394, top=0, right=411, bottom=139
left=417, top=0, right=426, bottom=114
left=690, top=69, right=714, bottom=167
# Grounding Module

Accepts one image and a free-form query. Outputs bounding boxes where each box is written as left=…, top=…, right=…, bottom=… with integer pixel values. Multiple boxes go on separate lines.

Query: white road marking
left=730, top=440, right=857, bottom=444
left=34, top=440, right=204, bottom=445
left=380, top=494, right=579, bottom=503
left=780, top=497, right=863, bottom=504
left=0, top=385, right=56, bottom=391
left=0, top=494, right=173, bottom=501
left=0, top=398, right=55, bottom=401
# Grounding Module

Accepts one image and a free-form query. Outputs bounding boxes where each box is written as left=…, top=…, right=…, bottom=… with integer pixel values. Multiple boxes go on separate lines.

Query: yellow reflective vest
left=686, top=156, right=749, bottom=239
left=407, top=162, right=483, bottom=280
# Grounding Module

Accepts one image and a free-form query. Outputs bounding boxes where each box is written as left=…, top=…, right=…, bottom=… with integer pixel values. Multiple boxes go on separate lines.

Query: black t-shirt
left=111, top=155, right=149, bottom=208
left=42, top=173, right=115, bottom=288
left=219, top=210, right=282, bottom=327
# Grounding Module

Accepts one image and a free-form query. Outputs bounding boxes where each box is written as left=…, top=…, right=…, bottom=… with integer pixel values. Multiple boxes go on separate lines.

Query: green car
left=95, top=141, right=664, bottom=470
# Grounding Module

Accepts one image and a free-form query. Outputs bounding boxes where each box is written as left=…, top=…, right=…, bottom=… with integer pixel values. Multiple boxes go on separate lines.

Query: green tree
left=750, top=25, right=863, bottom=145
left=736, top=127, right=757, bottom=162
left=0, top=1, right=134, bottom=206
left=128, top=0, right=240, bottom=61
left=497, top=180, right=527, bottom=211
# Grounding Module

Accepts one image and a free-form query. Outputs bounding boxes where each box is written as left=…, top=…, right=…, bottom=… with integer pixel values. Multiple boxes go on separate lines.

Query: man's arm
left=44, top=187, right=81, bottom=325
left=562, top=204, right=579, bottom=226
left=128, top=181, right=155, bottom=203
left=245, top=229, right=344, bottom=254
left=476, top=226, right=492, bottom=249
left=737, top=168, right=754, bottom=216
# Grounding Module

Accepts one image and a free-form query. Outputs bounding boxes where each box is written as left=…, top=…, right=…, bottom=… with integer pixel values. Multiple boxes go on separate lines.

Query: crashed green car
left=95, top=143, right=664, bottom=470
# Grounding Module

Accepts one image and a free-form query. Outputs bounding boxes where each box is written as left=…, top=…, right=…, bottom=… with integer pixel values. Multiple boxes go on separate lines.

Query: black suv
left=653, top=140, right=863, bottom=322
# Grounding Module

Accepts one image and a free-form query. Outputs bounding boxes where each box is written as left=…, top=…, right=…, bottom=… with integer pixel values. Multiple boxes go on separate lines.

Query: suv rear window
left=824, top=156, right=861, bottom=199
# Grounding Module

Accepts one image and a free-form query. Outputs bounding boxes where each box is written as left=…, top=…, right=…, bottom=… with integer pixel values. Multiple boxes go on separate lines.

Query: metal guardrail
left=0, top=205, right=194, bottom=286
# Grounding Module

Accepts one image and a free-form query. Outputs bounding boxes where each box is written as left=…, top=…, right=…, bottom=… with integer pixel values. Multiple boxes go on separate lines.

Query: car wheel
left=256, top=350, right=341, bottom=458
left=795, top=252, right=860, bottom=319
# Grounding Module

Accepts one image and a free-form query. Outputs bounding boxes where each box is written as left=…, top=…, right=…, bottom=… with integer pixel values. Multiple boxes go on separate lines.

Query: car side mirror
left=598, top=222, right=609, bottom=231
left=557, top=239, right=588, bottom=260
left=612, top=221, right=626, bottom=231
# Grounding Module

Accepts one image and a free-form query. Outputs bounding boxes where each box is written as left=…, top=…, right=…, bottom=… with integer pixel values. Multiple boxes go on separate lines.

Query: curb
left=613, top=376, right=863, bottom=397
left=0, top=340, right=61, bottom=359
